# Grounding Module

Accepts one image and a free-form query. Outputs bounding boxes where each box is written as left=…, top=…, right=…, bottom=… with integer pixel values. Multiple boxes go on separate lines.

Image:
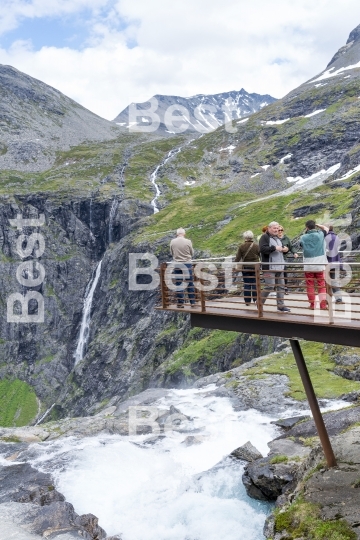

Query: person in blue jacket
left=300, top=220, right=328, bottom=310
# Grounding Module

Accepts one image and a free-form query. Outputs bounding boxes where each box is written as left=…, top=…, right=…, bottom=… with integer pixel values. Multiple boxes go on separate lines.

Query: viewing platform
left=157, top=259, right=360, bottom=347
left=156, top=257, right=360, bottom=466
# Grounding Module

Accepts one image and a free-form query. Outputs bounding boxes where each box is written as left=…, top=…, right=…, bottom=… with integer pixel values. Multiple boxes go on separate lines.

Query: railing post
left=325, top=264, right=334, bottom=325
left=200, top=287, right=206, bottom=312
left=255, top=264, right=263, bottom=318
left=160, top=262, right=169, bottom=309
left=290, top=339, right=337, bottom=468
left=193, top=262, right=207, bottom=312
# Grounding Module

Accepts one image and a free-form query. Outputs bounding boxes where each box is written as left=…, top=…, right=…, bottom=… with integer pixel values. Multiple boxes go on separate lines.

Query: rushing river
left=22, top=386, right=349, bottom=540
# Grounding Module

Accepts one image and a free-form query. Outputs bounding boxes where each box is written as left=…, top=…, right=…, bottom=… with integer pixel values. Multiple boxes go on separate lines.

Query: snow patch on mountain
left=280, top=153, right=292, bottom=164
left=287, top=163, right=341, bottom=185
left=220, top=145, right=236, bottom=153
left=337, top=163, right=360, bottom=181
left=264, top=118, right=289, bottom=125
left=310, top=60, right=360, bottom=83
left=304, top=109, right=326, bottom=118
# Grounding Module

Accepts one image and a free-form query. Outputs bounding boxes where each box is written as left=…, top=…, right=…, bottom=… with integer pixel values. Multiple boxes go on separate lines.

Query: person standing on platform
left=325, top=225, right=344, bottom=304
left=259, top=221, right=291, bottom=312
left=235, top=230, right=260, bottom=306
left=170, top=228, right=196, bottom=308
left=257, top=225, right=268, bottom=242
left=278, top=225, right=299, bottom=294
left=300, top=220, right=329, bottom=310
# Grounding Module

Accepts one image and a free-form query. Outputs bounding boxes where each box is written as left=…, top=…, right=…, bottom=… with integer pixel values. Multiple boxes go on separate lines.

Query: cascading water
left=108, top=156, right=128, bottom=243
left=74, top=260, right=103, bottom=365
left=2, top=389, right=349, bottom=539
left=24, top=386, right=280, bottom=540
left=108, top=198, right=119, bottom=244
left=150, top=146, right=184, bottom=213
left=89, top=198, right=95, bottom=240
left=90, top=198, right=92, bottom=233
left=35, top=403, right=56, bottom=425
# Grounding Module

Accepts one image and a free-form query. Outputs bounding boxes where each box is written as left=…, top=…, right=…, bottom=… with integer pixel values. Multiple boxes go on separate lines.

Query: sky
left=0, top=0, right=359, bottom=120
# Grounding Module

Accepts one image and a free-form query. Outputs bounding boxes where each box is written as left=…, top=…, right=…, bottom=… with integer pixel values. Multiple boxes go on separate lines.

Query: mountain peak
left=347, top=23, right=360, bottom=45
left=327, top=23, right=360, bottom=68
left=113, top=89, right=277, bottom=134
left=0, top=64, right=118, bottom=172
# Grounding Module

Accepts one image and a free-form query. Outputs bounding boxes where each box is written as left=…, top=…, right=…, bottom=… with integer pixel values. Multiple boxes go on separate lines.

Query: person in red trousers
left=300, top=220, right=329, bottom=310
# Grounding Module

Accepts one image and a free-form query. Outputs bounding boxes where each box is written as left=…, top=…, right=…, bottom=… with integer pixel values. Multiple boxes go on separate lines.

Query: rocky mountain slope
left=0, top=65, right=120, bottom=172
left=1, top=25, right=360, bottom=426
left=113, top=89, right=276, bottom=134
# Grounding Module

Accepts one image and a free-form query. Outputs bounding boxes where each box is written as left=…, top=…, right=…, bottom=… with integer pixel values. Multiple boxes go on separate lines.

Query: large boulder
left=230, top=441, right=263, bottom=462
left=242, top=457, right=296, bottom=501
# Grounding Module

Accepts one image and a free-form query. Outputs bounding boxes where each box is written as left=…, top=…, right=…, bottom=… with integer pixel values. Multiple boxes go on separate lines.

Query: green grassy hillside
left=0, top=379, right=38, bottom=427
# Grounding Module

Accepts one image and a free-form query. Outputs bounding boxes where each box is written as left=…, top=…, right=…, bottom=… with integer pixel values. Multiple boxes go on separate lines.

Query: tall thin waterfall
left=74, top=260, right=103, bottom=365
left=35, top=403, right=55, bottom=425
left=89, top=198, right=95, bottom=240
left=108, top=198, right=119, bottom=244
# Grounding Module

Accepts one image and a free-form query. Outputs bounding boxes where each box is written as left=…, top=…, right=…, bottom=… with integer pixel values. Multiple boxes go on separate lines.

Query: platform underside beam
left=190, top=313, right=360, bottom=347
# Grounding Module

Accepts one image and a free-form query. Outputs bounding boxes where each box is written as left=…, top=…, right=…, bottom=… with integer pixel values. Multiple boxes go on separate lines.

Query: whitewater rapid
left=28, top=385, right=278, bottom=540
left=2, top=384, right=351, bottom=539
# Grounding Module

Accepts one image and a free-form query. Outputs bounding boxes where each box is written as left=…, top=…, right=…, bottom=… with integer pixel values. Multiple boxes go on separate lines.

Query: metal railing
left=158, top=260, right=360, bottom=325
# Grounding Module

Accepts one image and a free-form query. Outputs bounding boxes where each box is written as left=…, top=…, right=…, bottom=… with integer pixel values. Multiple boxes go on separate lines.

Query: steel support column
left=290, top=339, right=337, bottom=467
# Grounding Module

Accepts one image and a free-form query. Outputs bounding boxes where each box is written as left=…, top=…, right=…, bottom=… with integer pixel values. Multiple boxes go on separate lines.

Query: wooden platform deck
left=161, top=293, right=360, bottom=327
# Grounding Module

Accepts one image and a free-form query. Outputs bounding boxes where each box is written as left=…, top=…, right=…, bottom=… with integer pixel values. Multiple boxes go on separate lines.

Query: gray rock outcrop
left=0, top=461, right=108, bottom=539
left=230, top=441, right=263, bottom=462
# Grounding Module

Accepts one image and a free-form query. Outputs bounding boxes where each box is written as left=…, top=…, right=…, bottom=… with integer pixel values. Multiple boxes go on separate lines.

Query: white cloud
left=0, top=0, right=359, bottom=119
left=0, top=0, right=110, bottom=34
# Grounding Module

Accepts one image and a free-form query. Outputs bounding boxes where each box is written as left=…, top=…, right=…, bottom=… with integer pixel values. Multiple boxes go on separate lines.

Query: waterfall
left=150, top=146, right=183, bottom=214
left=108, top=198, right=119, bottom=244
left=150, top=165, right=161, bottom=214
left=90, top=198, right=93, bottom=234
left=74, top=260, right=103, bottom=365
left=35, top=403, right=56, bottom=425
left=119, top=163, right=126, bottom=188
left=89, top=198, right=95, bottom=240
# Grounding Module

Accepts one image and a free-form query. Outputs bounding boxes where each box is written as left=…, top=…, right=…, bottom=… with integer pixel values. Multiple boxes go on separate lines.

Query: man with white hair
left=259, top=221, right=290, bottom=312
left=170, top=228, right=196, bottom=308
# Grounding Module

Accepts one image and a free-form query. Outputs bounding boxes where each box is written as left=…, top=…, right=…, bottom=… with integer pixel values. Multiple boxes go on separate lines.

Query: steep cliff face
left=0, top=192, right=151, bottom=418
left=0, top=188, right=279, bottom=422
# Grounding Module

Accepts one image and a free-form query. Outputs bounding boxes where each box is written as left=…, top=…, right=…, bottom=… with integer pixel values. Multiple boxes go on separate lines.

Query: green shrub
left=270, top=455, right=289, bottom=464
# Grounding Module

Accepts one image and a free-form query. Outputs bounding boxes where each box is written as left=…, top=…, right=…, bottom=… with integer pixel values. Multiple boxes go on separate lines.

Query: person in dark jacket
left=235, top=230, right=260, bottom=305
left=278, top=225, right=298, bottom=294
left=259, top=221, right=291, bottom=312
left=325, top=225, right=343, bottom=304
